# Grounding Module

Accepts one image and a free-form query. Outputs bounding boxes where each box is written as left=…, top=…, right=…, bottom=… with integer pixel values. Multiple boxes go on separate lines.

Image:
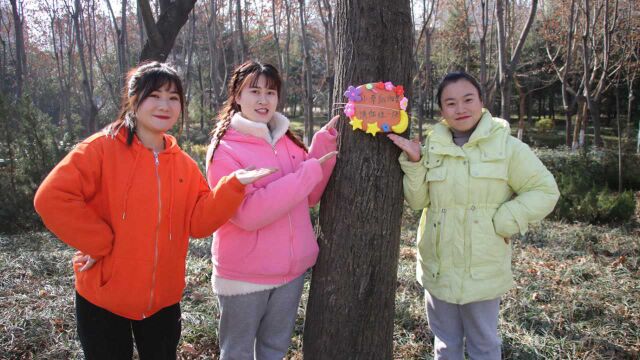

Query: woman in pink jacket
left=206, top=60, right=338, bottom=359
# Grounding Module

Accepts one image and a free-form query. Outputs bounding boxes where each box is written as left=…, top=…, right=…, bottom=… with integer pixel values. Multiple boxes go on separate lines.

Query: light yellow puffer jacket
left=399, top=110, right=559, bottom=304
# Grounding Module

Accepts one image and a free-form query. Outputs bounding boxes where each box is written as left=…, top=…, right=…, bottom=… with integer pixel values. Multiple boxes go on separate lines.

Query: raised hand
left=387, top=134, right=421, bottom=162
left=318, top=151, right=339, bottom=164
left=321, top=115, right=340, bottom=131
left=233, top=166, right=278, bottom=185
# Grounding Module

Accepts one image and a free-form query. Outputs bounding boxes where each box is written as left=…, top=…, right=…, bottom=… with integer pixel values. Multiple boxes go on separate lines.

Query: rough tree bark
left=138, top=0, right=197, bottom=62
left=235, top=0, right=247, bottom=60
left=581, top=0, right=619, bottom=148
left=317, top=0, right=335, bottom=120
left=72, top=0, right=99, bottom=134
left=9, top=0, right=26, bottom=98
left=303, top=0, right=413, bottom=358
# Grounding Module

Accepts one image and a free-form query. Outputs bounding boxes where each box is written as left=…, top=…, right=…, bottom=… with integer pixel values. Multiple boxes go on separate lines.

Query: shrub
left=535, top=117, right=554, bottom=133
left=0, top=95, right=67, bottom=233
left=537, top=149, right=638, bottom=223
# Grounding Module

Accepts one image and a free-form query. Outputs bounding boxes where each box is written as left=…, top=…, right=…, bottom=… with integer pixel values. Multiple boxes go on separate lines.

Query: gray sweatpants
left=217, top=275, right=305, bottom=360
left=425, top=291, right=502, bottom=360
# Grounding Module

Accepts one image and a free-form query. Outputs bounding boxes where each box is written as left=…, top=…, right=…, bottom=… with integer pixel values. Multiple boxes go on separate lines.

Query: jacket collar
left=230, top=111, right=290, bottom=145
left=429, top=110, right=509, bottom=160
left=111, top=125, right=180, bottom=154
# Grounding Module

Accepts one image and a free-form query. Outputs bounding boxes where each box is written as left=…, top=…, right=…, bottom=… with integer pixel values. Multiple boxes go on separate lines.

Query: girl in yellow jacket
left=34, top=62, right=273, bottom=360
left=388, top=71, right=559, bottom=360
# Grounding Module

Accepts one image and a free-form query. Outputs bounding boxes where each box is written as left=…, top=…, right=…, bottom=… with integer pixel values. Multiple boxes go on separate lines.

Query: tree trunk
left=138, top=0, right=197, bottom=62
left=527, top=93, right=533, bottom=128
left=198, top=62, right=205, bottom=131
left=282, top=0, right=292, bottom=112
left=516, top=82, right=525, bottom=140
left=183, top=12, right=196, bottom=138
left=298, top=0, right=314, bottom=145
left=72, top=0, right=99, bottom=135
left=496, top=0, right=538, bottom=121
left=9, top=0, right=26, bottom=98
left=616, top=87, right=622, bottom=192
left=206, top=0, right=224, bottom=109
left=235, top=0, right=247, bottom=60
left=479, top=0, right=489, bottom=104
left=105, top=0, right=128, bottom=88
left=271, top=0, right=284, bottom=71
left=317, top=0, right=335, bottom=120
left=303, top=0, right=413, bottom=357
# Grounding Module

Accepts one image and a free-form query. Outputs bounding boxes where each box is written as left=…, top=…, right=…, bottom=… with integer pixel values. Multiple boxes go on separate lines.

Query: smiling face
left=135, top=82, right=181, bottom=140
left=439, top=79, right=484, bottom=132
left=236, top=74, right=279, bottom=124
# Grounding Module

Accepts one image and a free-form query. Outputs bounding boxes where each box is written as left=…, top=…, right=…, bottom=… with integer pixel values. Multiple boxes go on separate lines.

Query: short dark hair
left=436, top=71, right=483, bottom=108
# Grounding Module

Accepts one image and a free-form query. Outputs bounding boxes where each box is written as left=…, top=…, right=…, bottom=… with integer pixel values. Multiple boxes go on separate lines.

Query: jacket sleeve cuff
left=493, top=202, right=528, bottom=237
left=399, top=152, right=426, bottom=176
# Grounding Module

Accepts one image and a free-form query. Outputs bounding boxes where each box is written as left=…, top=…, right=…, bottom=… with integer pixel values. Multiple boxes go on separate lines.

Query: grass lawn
left=1, top=203, right=638, bottom=359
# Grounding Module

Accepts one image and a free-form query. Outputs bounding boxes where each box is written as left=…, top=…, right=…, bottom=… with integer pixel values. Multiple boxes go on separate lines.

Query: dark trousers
left=75, top=292, right=181, bottom=360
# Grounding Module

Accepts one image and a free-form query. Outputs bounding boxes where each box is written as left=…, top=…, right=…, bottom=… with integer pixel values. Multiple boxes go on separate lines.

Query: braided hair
left=209, top=60, right=307, bottom=163
left=106, top=61, right=186, bottom=145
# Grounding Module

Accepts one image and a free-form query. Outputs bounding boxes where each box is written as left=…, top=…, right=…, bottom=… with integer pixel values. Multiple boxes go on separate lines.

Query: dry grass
left=1, top=204, right=638, bottom=359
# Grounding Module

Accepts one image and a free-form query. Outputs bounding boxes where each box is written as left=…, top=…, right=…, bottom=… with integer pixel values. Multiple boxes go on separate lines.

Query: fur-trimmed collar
left=230, top=112, right=290, bottom=145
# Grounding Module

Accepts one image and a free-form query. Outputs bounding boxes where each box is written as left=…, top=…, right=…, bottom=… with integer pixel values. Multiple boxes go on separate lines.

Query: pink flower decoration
left=400, top=97, right=408, bottom=110
left=384, top=82, right=394, bottom=91
left=344, top=103, right=355, bottom=117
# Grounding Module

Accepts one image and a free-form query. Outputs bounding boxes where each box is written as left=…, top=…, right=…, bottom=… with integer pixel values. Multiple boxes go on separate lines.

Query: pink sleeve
left=207, top=145, right=324, bottom=231
left=306, top=128, right=338, bottom=206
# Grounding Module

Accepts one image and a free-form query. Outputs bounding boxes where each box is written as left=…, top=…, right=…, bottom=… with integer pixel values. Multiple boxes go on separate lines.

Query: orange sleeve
left=33, top=140, right=113, bottom=257
left=189, top=173, right=245, bottom=238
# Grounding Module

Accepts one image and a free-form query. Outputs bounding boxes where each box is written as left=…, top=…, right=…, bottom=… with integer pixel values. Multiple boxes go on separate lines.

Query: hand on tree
left=387, top=134, right=421, bottom=162
left=318, top=151, right=339, bottom=164
left=321, top=115, right=340, bottom=131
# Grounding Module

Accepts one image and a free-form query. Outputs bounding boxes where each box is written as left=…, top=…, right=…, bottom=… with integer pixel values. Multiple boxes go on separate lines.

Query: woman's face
left=135, top=82, right=181, bottom=137
left=439, top=80, right=483, bottom=132
left=236, top=75, right=278, bottom=124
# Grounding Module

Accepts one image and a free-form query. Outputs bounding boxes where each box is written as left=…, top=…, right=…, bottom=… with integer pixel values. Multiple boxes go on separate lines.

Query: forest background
left=0, top=0, right=639, bottom=358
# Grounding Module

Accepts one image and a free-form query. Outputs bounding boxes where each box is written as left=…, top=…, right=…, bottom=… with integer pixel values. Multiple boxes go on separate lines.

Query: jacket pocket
left=97, top=257, right=153, bottom=316
left=470, top=213, right=509, bottom=279
left=469, top=162, right=507, bottom=181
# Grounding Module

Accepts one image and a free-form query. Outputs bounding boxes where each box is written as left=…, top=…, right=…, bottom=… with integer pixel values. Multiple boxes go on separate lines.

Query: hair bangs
left=240, top=65, right=282, bottom=96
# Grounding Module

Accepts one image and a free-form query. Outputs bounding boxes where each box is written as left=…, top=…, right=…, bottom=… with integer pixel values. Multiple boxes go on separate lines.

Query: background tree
left=138, top=0, right=196, bottom=61
left=496, top=0, right=538, bottom=121
left=303, top=0, right=413, bottom=357
left=298, top=0, right=314, bottom=145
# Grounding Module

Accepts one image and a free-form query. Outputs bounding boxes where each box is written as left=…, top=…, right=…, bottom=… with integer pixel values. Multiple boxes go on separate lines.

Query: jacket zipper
left=270, top=142, right=295, bottom=281
left=144, top=151, right=161, bottom=318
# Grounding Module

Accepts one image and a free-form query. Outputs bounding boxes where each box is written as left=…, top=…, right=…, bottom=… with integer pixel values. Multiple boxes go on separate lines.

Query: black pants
left=75, top=292, right=181, bottom=360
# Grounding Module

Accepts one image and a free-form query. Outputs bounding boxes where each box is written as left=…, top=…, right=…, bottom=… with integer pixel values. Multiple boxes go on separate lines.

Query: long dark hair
left=106, top=61, right=186, bottom=145
left=209, top=60, right=306, bottom=162
left=436, top=71, right=483, bottom=109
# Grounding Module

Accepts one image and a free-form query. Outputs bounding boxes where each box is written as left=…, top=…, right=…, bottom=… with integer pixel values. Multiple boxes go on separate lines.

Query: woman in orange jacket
left=34, top=62, right=273, bottom=360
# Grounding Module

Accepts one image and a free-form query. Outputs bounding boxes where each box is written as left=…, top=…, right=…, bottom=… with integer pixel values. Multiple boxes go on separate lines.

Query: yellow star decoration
left=349, top=117, right=363, bottom=130
left=366, top=122, right=381, bottom=136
